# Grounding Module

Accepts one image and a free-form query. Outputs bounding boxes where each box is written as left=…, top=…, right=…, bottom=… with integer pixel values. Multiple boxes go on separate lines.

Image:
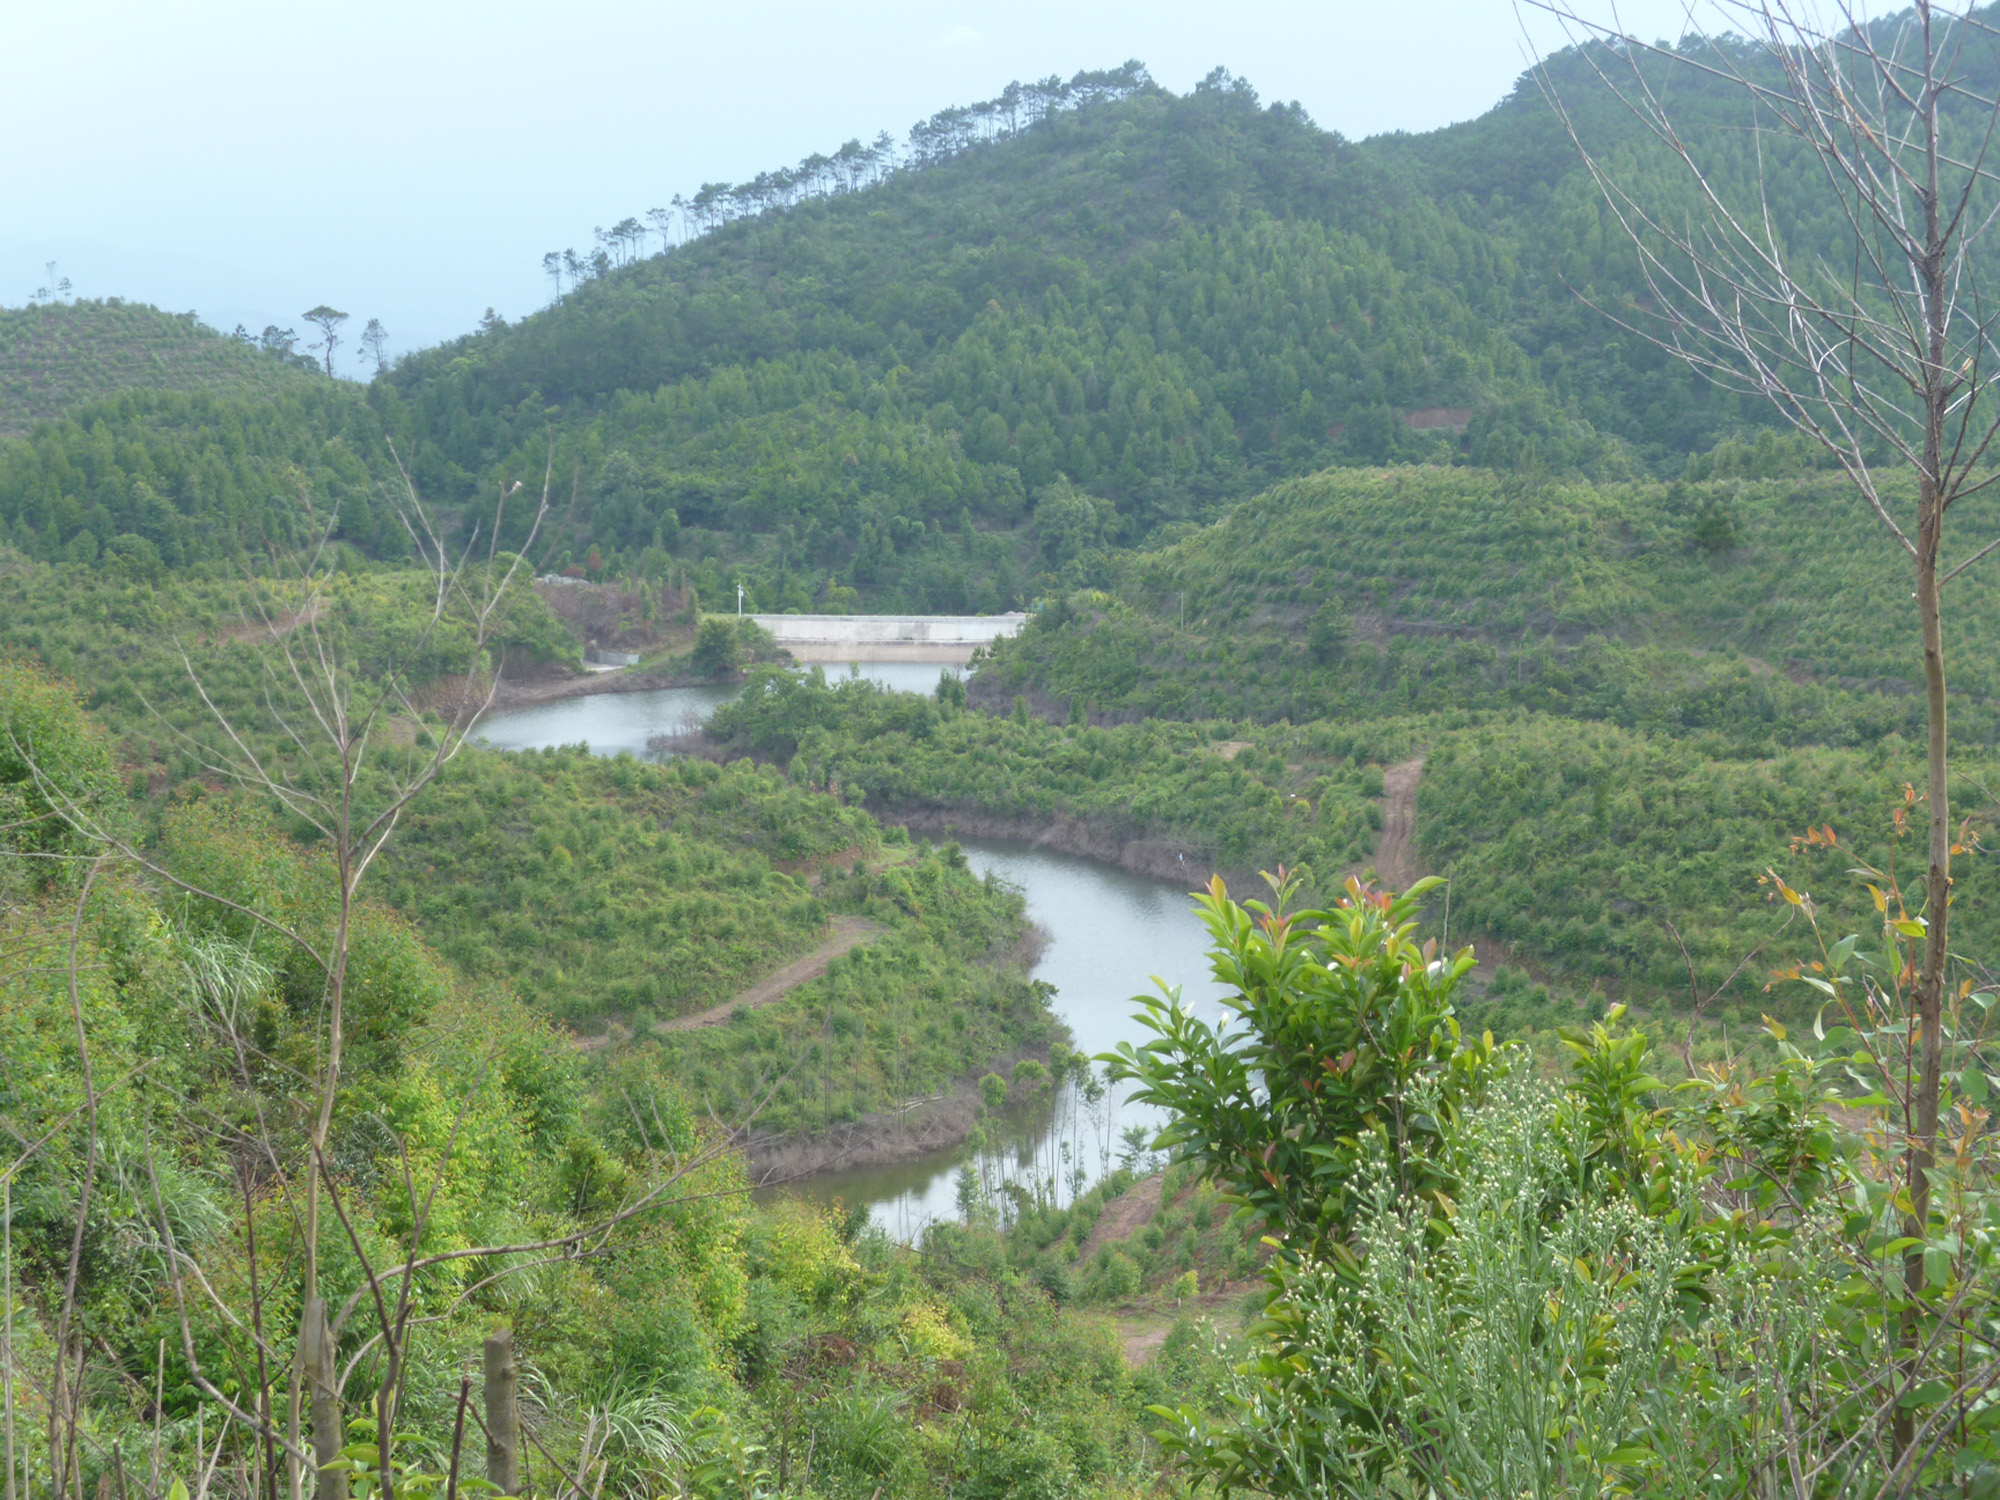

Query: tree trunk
left=483, top=1332, right=519, bottom=1499
left=1902, top=69, right=1952, bottom=1455
left=301, top=1300, right=345, bottom=1500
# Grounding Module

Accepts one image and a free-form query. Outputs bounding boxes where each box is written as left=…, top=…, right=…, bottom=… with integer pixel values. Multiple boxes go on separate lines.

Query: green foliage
left=1106, top=873, right=1495, bottom=1251
left=0, top=656, right=120, bottom=888
left=1134, top=874, right=2000, bottom=1496
left=0, top=300, right=318, bottom=438
left=690, top=616, right=744, bottom=677
left=687, top=615, right=777, bottom=678
left=977, top=465, right=2000, bottom=745
left=1306, top=597, right=1350, bottom=665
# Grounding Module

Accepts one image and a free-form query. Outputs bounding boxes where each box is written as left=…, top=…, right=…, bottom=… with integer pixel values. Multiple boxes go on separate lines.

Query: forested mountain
left=11, top=38, right=1964, bottom=606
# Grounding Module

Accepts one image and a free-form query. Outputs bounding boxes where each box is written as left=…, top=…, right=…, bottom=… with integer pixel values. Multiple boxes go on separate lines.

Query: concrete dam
left=748, top=612, right=1026, bottom=664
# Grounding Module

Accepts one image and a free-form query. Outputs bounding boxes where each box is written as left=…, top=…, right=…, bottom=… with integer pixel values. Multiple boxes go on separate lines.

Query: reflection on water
left=473, top=661, right=1231, bottom=1243
left=474, top=683, right=735, bottom=756
left=472, top=660, right=960, bottom=755
left=772, top=840, right=1232, bottom=1241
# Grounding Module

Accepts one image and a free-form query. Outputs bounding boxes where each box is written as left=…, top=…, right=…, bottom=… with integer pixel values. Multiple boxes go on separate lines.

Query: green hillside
left=0, top=299, right=318, bottom=436
left=1, top=50, right=1863, bottom=603
left=973, top=460, right=2000, bottom=748
left=0, top=660, right=1205, bottom=1500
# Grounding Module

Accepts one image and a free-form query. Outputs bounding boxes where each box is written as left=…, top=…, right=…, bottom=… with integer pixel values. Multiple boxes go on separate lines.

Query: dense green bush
left=1125, top=873, right=2000, bottom=1496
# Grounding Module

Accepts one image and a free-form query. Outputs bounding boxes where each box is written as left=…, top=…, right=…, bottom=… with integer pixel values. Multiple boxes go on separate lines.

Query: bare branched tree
left=7, top=446, right=572, bottom=1497
left=0, top=425, right=848, bottom=1500
left=1528, top=0, right=2000, bottom=1465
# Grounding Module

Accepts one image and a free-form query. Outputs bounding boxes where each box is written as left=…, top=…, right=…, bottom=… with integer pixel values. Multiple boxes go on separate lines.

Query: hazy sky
left=2, top=0, right=1696, bottom=363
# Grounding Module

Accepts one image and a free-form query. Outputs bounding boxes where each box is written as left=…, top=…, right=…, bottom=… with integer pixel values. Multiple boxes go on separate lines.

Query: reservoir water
left=473, top=664, right=1232, bottom=1237
left=473, top=661, right=951, bottom=757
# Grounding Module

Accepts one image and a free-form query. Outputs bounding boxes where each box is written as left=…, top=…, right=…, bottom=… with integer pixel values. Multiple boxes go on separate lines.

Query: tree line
left=536, top=61, right=1154, bottom=305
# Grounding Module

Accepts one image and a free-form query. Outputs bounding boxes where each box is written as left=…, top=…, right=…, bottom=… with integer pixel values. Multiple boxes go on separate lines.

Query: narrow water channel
left=472, top=663, right=1232, bottom=1238
left=782, top=838, right=1228, bottom=1239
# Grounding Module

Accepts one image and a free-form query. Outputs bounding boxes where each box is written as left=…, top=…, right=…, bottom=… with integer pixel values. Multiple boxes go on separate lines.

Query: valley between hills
left=6, top=18, right=2000, bottom=1496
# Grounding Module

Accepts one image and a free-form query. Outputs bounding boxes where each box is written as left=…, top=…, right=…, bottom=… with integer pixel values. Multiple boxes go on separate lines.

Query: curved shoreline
left=879, top=802, right=1241, bottom=890
left=480, top=663, right=716, bottom=713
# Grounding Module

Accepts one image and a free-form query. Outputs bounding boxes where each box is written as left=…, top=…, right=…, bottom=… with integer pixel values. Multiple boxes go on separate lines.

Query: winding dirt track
left=1371, top=756, right=1427, bottom=889
left=1078, top=1171, right=1166, bottom=1262
left=654, top=916, right=881, bottom=1033
left=573, top=917, right=881, bottom=1050
left=577, top=756, right=1427, bottom=1047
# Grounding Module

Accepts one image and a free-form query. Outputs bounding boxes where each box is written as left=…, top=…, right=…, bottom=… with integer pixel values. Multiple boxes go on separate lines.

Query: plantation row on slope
left=0, top=299, right=316, bottom=436
left=975, top=463, right=2000, bottom=748
left=0, top=659, right=1235, bottom=1500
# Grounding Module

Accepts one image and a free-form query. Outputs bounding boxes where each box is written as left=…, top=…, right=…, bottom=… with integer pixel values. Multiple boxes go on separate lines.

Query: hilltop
left=0, top=53, right=1808, bottom=603
left=973, top=458, right=2000, bottom=747
left=0, top=298, right=318, bottom=436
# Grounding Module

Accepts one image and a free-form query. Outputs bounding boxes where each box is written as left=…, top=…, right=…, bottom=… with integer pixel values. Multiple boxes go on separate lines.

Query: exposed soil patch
left=1209, top=740, right=1253, bottom=760
left=1078, top=1172, right=1166, bottom=1261
left=1372, top=755, right=1426, bottom=890
left=1103, top=1283, right=1264, bottom=1367
left=772, top=843, right=878, bottom=877
left=654, top=917, right=881, bottom=1033
left=573, top=1020, right=632, bottom=1054
left=212, top=593, right=322, bottom=643
left=534, top=576, right=694, bottom=652
left=1115, top=1315, right=1174, bottom=1366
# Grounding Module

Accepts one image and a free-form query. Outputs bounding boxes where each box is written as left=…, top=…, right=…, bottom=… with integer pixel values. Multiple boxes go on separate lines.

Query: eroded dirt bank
left=877, top=752, right=1427, bottom=896
left=481, top=663, right=708, bottom=711
left=882, top=804, right=1241, bottom=889
left=742, top=1043, right=1048, bottom=1181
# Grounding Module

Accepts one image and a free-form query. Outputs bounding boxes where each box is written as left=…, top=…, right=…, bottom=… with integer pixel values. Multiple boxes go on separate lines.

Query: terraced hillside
left=0, top=299, right=317, bottom=435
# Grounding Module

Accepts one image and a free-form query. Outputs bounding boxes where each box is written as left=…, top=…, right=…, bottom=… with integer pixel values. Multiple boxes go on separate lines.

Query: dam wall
left=748, top=612, right=1026, bottom=664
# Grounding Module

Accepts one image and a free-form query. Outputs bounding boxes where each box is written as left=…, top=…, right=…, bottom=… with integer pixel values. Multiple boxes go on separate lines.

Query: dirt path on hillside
left=1079, top=1172, right=1166, bottom=1261
left=1372, top=756, right=1426, bottom=889
left=214, top=593, right=322, bottom=643
left=654, top=917, right=881, bottom=1033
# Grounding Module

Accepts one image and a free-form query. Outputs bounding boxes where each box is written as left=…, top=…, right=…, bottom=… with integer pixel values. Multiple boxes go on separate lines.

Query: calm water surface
left=473, top=661, right=954, bottom=756
left=781, top=839, right=1230, bottom=1239
left=473, top=664, right=1231, bottom=1239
